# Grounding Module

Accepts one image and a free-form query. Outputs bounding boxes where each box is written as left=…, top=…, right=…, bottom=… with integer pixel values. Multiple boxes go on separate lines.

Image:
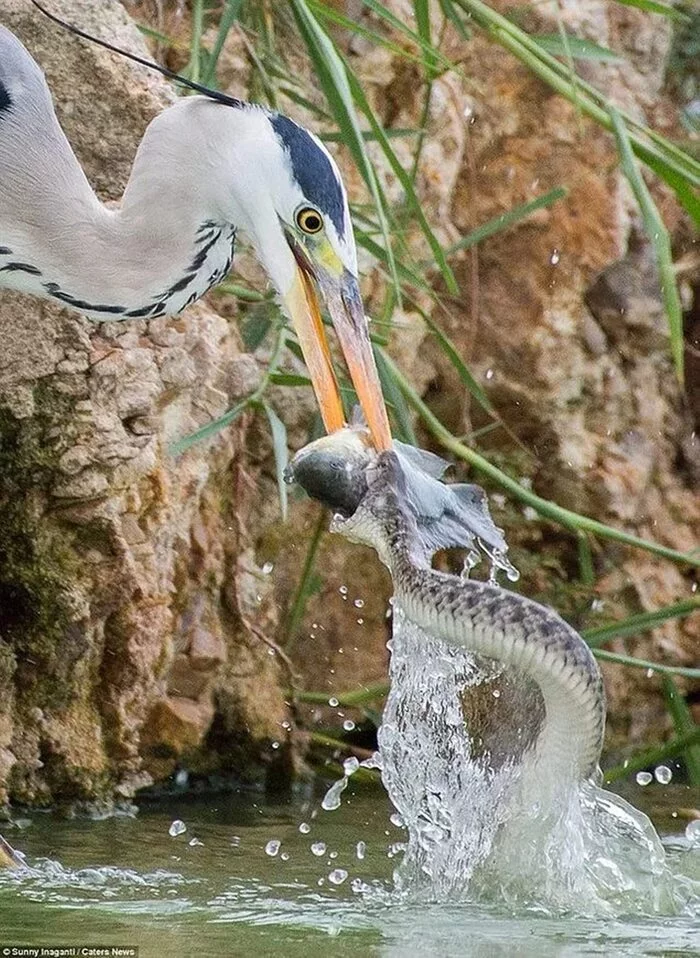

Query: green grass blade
left=603, top=727, right=700, bottom=784
left=202, top=0, right=243, bottom=86
left=453, top=0, right=700, bottom=186
left=379, top=349, right=700, bottom=567
left=662, top=676, right=700, bottom=785
left=375, top=347, right=417, bottom=443
left=413, top=0, right=439, bottom=76
left=583, top=598, right=700, bottom=648
left=611, top=0, right=690, bottom=21
left=306, top=0, right=440, bottom=69
left=294, top=682, right=389, bottom=707
left=284, top=511, right=325, bottom=641
left=532, top=34, right=624, bottom=63
left=418, top=312, right=495, bottom=415
left=445, top=187, right=569, bottom=256
left=344, top=67, right=459, bottom=294
left=169, top=397, right=249, bottom=455
left=610, top=108, right=685, bottom=385
left=262, top=400, right=289, bottom=520
left=593, top=649, right=700, bottom=679
left=641, top=151, right=700, bottom=227
left=290, top=0, right=401, bottom=299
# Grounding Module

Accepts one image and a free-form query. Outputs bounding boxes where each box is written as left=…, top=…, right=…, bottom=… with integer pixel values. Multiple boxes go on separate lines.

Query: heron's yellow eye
left=296, top=206, right=324, bottom=234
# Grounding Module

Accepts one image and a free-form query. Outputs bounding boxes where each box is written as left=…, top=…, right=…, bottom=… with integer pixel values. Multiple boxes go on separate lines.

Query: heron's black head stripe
left=270, top=114, right=345, bottom=237
left=0, top=79, right=12, bottom=116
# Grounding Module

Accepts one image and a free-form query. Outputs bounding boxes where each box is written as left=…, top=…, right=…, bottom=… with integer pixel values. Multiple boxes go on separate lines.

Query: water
left=0, top=788, right=697, bottom=957
left=378, top=609, right=700, bottom=916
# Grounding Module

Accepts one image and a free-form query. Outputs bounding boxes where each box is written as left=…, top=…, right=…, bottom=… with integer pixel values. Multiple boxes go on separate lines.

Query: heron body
left=0, top=23, right=392, bottom=449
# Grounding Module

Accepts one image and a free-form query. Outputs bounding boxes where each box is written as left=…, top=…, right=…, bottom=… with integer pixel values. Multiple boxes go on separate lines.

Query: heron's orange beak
left=282, top=243, right=392, bottom=451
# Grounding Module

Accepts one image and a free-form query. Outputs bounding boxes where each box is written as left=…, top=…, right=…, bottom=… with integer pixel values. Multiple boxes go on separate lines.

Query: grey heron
left=0, top=7, right=392, bottom=450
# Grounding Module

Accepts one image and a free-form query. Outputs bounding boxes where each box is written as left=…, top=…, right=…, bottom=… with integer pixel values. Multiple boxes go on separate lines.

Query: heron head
left=227, top=107, right=391, bottom=451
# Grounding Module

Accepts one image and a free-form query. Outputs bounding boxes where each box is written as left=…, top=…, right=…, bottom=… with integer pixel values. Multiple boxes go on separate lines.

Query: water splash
left=375, top=607, right=699, bottom=915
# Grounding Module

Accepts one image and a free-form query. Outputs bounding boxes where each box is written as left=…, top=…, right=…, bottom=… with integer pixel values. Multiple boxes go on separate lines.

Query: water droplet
left=329, top=850, right=338, bottom=860
left=299, top=822, right=311, bottom=834
left=339, top=585, right=348, bottom=596
left=361, top=751, right=382, bottom=770
left=357, top=617, right=364, bottom=625
left=174, top=769, right=188, bottom=787
left=271, top=741, right=280, bottom=750
left=262, top=561, right=274, bottom=575
left=311, top=842, right=327, bottom=857
left=461, top=550, right=480, bottom=579
left=492, top=689, right=501, bottom=699
left=646, top=668, right=654, bottom=678
left=351, top=877, right=365, bottom=892
left=168, top=819, right=186, bottom=837
left=354, top=598, right=365, bottom=608
left=485, top=368, right=494, bottom=380
left=328, top=697, right=339, bottom=707
left=188, top=837, right=204, bottom=847
left=280, top=852, right=290, bottom=861
left=550, top=248, right=560, bottom=265
left=685, top=819, right=700, bottom=845
left=265, top=839, right=281, bottom=857
left=636, top=771, right=653, bottom=786
left=328, top=868, right=348, bottom=885
left=343, top=756, right=360, bottom=776
left=654, top=765, right=672, bottom=784
left=322, top=774, right=349, bottom=810
left=343, top=719, right=356, bottom=732
left=356, top=840, right=366, bottom=860
left=390, top=812, right=404, bottom=827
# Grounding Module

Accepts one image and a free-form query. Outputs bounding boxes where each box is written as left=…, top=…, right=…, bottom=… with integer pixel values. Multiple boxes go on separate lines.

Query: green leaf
left=241, top=311, right=273, bottom=352
left=532, top=34, right=624, bottom=63
left=610, top=107, right=685, bottom=385
left=262, top=400, right=289, bottom=520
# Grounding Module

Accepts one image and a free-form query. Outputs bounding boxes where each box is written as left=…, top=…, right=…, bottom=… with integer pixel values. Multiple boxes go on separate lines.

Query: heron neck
left=0, top=101, right=233, bottom=319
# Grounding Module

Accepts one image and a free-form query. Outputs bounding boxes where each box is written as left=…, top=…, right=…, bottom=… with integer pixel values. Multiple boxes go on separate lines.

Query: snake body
left=289, top=433, right=606, bottom=784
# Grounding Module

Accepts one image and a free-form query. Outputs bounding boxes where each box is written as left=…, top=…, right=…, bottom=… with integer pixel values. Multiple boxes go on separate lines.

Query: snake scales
left=287, top=429, right=606, bottom=784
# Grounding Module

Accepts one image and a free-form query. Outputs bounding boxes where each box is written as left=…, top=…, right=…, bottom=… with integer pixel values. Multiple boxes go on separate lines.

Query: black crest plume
left=29, top=0, right=244, bottom=108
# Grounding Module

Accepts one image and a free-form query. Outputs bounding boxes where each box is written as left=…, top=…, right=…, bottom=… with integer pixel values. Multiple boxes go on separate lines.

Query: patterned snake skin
left=330, top=451, right=606, bottom=781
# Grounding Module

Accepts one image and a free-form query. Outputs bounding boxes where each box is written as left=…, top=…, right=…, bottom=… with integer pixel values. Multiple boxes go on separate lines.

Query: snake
left=287, top=428, right=606, bottom=785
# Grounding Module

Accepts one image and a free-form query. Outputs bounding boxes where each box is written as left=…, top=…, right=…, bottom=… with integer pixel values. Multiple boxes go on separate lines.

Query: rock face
left=0, top=0, right=695, bottom=808
left=0, top=0, right=286, bottom=807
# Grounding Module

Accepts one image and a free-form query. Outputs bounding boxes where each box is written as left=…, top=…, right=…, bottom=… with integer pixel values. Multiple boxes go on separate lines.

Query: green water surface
left=0, top=783, right=698, bottom=958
